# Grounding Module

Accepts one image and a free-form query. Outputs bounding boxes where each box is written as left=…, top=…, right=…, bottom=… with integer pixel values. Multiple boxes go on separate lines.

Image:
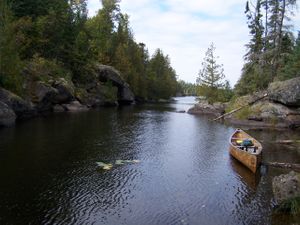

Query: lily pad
left=115, top=159, right=140, bottom=165
left=115, top=160, right=125, bottom=165
left=96, top=162, right=113, bottom=170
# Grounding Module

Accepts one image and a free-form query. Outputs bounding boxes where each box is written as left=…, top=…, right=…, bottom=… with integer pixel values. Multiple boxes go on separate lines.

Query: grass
left=275, top=197, right=300, bottom=214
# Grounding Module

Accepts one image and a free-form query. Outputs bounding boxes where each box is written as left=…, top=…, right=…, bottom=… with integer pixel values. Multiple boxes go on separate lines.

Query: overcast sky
left=87, top=0, right=299, bottom=86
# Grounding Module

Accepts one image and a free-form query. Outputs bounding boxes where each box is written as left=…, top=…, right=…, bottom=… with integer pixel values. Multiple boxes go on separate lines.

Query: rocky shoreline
left=0, top=65, right=135, bottom=128
left=188, top=77, right=300, bottom=129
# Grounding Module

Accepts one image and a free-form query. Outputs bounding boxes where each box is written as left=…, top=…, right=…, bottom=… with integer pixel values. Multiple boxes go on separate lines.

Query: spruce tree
left=196, top=43, right=225, bottom=103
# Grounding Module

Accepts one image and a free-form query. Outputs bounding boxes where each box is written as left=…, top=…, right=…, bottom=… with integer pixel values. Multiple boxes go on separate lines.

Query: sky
left=87, top=0, right=300, bottom=86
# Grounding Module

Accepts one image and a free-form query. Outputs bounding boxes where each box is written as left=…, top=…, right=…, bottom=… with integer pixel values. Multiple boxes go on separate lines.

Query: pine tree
left=197, top=43, right=225, bottom=88
left=235, top=0, right=297, bottom=96
left=196, top=43, right=226, bottom=103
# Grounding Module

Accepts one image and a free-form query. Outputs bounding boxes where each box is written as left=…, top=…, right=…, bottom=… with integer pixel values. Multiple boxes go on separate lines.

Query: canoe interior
left=229, top=129, right=262, bottom=173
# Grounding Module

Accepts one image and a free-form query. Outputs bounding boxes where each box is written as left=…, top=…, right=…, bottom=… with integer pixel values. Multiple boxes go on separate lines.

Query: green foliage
left=196, top=43, right=232, bottom=103
left=2, top=0, right=178, bottom=101
left=102, top=81, right=118, bottom=102
left=0, top=0, right=23, bottom=94
left=177, top=80, right=197, bottom=96
left=26, top=55, right=72, bottom=82
left=236, top=0, right=297, bottom=96
left=278, top=33, right=300, bottom=80
left=275, top=197, right=300, bottom=215
left=146, top=49, right=177, bottom=100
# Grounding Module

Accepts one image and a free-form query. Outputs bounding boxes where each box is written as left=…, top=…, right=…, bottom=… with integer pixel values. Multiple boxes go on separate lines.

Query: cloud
left=88, top=0, right=300, bottom=85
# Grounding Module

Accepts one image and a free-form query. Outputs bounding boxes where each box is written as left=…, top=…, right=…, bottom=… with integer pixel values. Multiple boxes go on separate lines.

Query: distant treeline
left=0, top=0, right=178, bottom=100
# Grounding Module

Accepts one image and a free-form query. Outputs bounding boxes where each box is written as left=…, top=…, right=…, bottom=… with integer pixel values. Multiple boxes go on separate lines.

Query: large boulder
left=188, top=100, right=226, bottom=117
left=0, top=101, right=16, bottom=127
left=75, top=84, right=118, bottom=107
left=51, top=78, right=75, bottom=103
left=30, top=81, right=58, bottom=112
left=272, top=171, right=300, bottom=204
left=62, top=101, right=89, bottom=112
left=268, top=77, right=300, bottom=107
left=0, top=88, right=35, bottom=119
left=30, top=79, right=76, bottom=111
left=95, top=65, right=135, bottom=104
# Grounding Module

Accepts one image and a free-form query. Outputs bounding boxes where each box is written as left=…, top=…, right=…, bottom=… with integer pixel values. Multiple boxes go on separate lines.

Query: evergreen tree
left=196, top=43, right=226, bottom=103
left=235, top=0, right=297, bottom=96
left=278, top=32, right=300, bottom=80
left=87, top=0, right=120, bottom=64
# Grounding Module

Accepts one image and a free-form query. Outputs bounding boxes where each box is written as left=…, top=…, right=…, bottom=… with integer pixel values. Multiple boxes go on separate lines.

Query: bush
left=25, top=55, right=72, bottom=82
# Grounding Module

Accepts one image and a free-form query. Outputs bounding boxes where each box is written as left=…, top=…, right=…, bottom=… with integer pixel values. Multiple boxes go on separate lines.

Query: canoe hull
left=229, top=129, right=262, bottom=173
left=229, top=145, right=262, bottom=173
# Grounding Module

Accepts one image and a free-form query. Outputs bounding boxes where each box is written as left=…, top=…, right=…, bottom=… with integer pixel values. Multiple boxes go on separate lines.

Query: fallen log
left=213, top=93, right=268, bottom=121
left=263, top=162, right=300, bottom=171
left=275, top=140, right=300, bottom=144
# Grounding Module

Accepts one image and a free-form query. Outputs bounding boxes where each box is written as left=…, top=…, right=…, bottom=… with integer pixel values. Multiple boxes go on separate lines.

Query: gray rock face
left=268, top=77, right=300, bottom=107
left=96, top=65, right=135, bottom=104
left=31, top=79, right=76, bottom=111
left=272, top=171, right=300, bottom=204
left=0, top=88, right=35, bottom=119
left=53, top=104, right=65, bottom=113
left=76, top=84, right=118, bottom=107
left=62, top=101, right=89, bottom=112
left=32, top=81, right=58, bottom=103
left=0, top=101, right=16, bottom=127
left=51, top=78, right=75, bottom=103
left=188, top=100, right=226, bottom=117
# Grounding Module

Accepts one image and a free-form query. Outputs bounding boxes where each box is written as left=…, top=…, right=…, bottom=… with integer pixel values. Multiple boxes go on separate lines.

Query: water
left=0, top=97, right=299, bottom=225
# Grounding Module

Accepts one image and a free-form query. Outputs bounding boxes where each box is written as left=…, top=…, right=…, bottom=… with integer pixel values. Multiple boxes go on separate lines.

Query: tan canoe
left=229, top=129, right=262, bottom=173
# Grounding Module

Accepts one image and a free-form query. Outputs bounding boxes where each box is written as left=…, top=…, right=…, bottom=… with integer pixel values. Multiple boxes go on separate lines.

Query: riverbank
left=188, top=77, right=300, bottom=130
left=0, top=64, right=136, bottom=128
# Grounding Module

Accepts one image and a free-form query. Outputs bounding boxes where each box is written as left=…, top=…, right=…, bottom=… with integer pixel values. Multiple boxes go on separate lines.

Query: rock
left=0, top=101, right=16, bottom=127
left=53, top=105, right=65, bottom=113
left=51, top=78, right=75, bottom=103
left=62, top=101, right=89, bottom=112
left=31, top=79, right=76, bottom=111
left=272, top=171, right=300, bottom=204
left=188, top=100, right=225, bottom=117
left=268, top=77, right=300, bottom=107
left=75, top=85, right=118, bottom=107
left=249, top=101, right=300, bottom=128
left=96, top=65, right=135, bottom=104
left=0, top=88, right=35, bottom=119
left=32, top=81, right=58, bottom=103
left=31, top=81, right=58, bottom=112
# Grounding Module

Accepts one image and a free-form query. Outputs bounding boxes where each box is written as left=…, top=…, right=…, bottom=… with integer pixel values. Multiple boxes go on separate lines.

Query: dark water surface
left=0, top=97, right=299, bottom=225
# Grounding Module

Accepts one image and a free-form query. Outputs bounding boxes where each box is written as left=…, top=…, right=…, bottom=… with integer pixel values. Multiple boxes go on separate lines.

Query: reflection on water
left=0, top=97, right=299, bottom=225
left=229, top=157, right=261, bottom=191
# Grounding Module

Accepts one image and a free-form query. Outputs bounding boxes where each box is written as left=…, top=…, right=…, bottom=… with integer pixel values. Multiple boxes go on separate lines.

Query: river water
left=0, top=97, right=299, bottom=225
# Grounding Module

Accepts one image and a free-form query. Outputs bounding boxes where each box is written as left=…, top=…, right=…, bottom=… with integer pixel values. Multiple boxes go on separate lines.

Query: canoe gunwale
left=229, top=129, right=262, bottom=173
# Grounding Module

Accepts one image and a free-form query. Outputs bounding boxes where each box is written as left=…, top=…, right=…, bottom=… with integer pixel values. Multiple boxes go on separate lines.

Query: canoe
left=229, top=129, right=262, bottom=173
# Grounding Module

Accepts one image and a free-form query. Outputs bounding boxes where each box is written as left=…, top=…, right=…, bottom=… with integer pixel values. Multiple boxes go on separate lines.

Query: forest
left=0, top=0, right=178, bottom=101
left=1, top=0, right=299, bottom=103
left=195, top=0, right=300, bottom=103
